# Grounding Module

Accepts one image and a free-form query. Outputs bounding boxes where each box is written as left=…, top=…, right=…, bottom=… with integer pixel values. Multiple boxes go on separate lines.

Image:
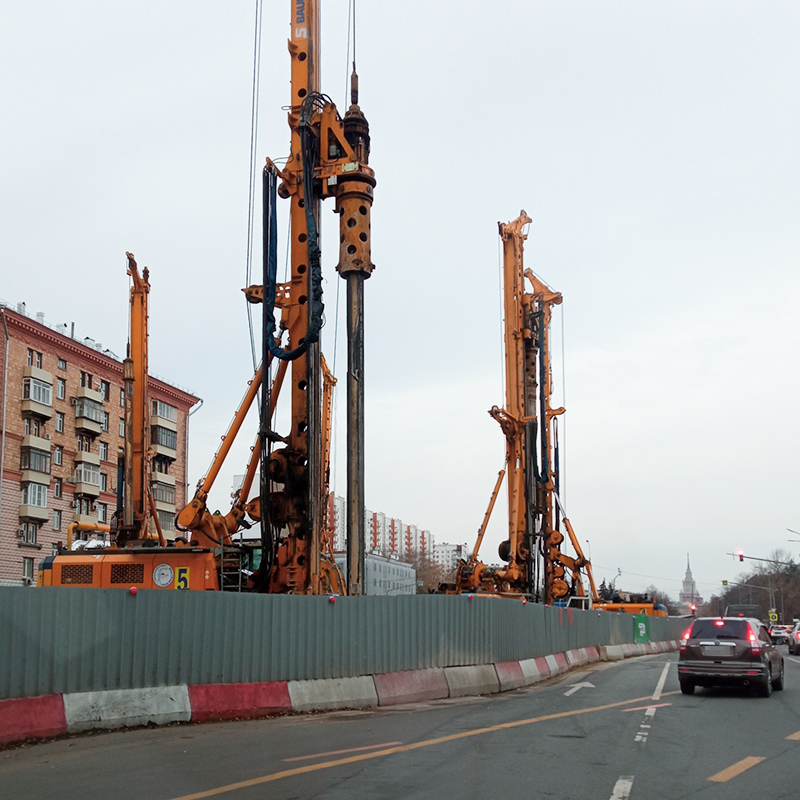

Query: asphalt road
left=4, top=653, right=800, bottom=800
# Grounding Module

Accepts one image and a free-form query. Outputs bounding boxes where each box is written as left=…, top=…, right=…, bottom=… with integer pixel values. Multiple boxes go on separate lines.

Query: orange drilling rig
left=175, top=0, right=375, bottom=595
left=445, top=212, right=598, bottom=605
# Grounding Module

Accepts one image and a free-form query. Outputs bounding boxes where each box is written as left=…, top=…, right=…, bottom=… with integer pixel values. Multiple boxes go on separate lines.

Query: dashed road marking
left=786, top=730, right=800, bottom=741
left=708, top=756, right=765, bottom=783
left=609, top=775, right=634, bottom=799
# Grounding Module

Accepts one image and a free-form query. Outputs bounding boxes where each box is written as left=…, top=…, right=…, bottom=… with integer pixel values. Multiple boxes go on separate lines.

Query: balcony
left=74, top=512, right=98, bottom=526
left=75, top=386, right=105, bottom=405
left=151, top=425, right=177, bottom=460
left=69, top=465, right=101, bottom=498
left=22, top=434, right=51, bottom=452
left=20, top=504, right=49, bottom=522
left=22, top=367, right=54, bottom=419
left=151, top=482, right=176, bottom=513
left=74, top=451, right=100, bottom=467
left=73, top=396, right=104, bottom=436
left=151, top=470, right=175, bottom=486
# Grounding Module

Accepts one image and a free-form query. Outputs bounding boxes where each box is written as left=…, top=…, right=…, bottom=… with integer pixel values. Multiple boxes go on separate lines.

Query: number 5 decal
left=176, top=567, right=189, bottom=590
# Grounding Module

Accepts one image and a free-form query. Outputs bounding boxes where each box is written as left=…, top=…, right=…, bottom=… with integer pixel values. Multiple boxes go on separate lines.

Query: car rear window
left=690, top=619, right=749, bottom=639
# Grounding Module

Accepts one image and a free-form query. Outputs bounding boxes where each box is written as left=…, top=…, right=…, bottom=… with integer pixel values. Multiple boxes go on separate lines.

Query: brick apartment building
left=0, top=302, right=199, bottom=586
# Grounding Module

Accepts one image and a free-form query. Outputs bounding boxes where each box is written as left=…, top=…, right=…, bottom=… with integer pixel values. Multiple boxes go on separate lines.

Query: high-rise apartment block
left=327, top=493, right=434, bottom=560
left=0, top=302, right=199, bottom=586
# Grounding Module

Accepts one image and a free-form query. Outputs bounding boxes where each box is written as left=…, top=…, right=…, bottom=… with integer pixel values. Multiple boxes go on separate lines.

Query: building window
left=55, top=411, right=65, bottom=433
left=24, top=417, right=42, bottom=437
left=23, top=377, right=52, bottom=406
left=22, top=483, right=47, bottom=507
left=76, top=496, right=92, bottom=516
left=53, top=446, right=63, bottom=466
left=20, top=447, right=51, bottom=474
left=101, top=411, right=109, bottom=431
left=80, top=371, right=93, bottom=389
left=120, top=388, right=125, bottom=407
left=21, top=521, right=38, bottom=545
left=119, top=418, right=125, bottom=436
left=100, top=473, right=107, bottom=492
left=27, top=349, right=42, bottom=368
left=57, top=358, right=67, bottom=370
left=56, top=378, right=66, bottom=400
left=53, top=509, right=61, bottom=530
left=153, top=457, right=171, bottom=475
left=54, top=478, right=63, bottom=498
left=23, top=558, right=34, bottom=582
left=97, top=503, right=107, bottom=523
left=151, top=426, right=177, bottom=450
left=157, top=510, right=175, bottom=532
left=100, top=380, right=110, bottom=401
left=99, top=441, right=109, bottom=461
left=77, top=434, right=92, bottom=453
left=151, top=400, right=178, bottom=422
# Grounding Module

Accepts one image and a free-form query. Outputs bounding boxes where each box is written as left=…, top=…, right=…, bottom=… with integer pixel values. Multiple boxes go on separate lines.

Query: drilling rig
left=176, top=0, right=375, bottom=595
left=450, top=212, right=597, bottom=604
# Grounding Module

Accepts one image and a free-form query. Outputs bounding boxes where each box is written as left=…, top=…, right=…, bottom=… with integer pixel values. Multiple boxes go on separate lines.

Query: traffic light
left=690, top=604, right=697, bottom=615
left=738, top=550, right=744, bottom=562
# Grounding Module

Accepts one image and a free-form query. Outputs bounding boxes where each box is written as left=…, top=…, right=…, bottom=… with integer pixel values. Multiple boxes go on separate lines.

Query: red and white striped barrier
left=0, top=641, right=678, bottom=746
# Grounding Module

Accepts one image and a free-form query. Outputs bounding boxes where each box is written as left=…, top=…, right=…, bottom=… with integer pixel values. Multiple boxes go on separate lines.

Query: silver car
left=678, top=617, right=784, bottom=697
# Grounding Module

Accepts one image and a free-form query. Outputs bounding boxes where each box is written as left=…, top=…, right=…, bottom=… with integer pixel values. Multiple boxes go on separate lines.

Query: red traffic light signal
left=690, top=604, right=697, bottom=612
left=737, top=550, right=744, bottom=562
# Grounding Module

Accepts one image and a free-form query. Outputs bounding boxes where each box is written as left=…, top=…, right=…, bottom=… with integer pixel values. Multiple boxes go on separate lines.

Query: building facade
left=0, top=303, right=199, bottom=586
left=327, top=493, right=434, bottom=560
left=433, top=542, right=468, bottom=578
left=334, top=551, right=416, bottom=596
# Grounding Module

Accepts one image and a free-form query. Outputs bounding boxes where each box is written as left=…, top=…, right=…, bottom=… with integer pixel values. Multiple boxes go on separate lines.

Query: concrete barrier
left=494, top=661, right=527, bottom=691
left=188, top=681, right=291, bottom=722
left=519, top=658, right=542, bottom=685
left=373, top=669, right=449, bottom=706
left=0, top=639, right=681, bottom=746
left=62, top=686, right=191, bottom=733
left=444, top=665, right=500, bottom=697
left=0, top=695, right=67, bottom=744
left=287, top=676, right=378, bottom=712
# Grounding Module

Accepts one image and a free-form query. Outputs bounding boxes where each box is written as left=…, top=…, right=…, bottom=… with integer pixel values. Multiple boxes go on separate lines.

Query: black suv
left=678, top=617, right=784, bottom=697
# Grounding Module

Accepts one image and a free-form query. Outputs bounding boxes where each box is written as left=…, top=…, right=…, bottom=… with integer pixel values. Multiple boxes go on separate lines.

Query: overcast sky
left=2, top=1, right=799, bottom=602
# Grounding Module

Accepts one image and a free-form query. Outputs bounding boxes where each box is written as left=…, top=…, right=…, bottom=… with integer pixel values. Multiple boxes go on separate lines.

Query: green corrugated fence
left=0, top=588, right=686, bottom=700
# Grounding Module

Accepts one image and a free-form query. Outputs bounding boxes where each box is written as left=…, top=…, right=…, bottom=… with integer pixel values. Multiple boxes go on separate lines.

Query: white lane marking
left=787, top=657, right=800, bottom=665
left=563, top=681, right=595, bottom=696
left=651, top=660, right=671, bottom=700
left=645, top=706, right=656, bottom=717
left=610, top=775, right=634, bottom=799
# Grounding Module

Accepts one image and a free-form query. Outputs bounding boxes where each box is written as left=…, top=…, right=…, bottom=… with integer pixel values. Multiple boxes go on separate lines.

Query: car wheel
left=758, top=676, right=773, bottom=697
left=680, top=682, right=695, bottom=695
left=773, top=660, right=785, bottom=691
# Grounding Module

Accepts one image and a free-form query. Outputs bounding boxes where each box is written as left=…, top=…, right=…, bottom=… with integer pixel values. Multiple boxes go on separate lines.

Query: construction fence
left=0, top=588, right=686, bottom=701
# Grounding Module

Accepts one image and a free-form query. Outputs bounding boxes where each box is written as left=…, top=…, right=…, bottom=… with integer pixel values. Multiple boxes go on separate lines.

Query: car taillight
left=748, top=626, right=761, bottom=654
left=796, top=631, right=800, bottom=640
left=680, top=627, right=692, bottom=652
